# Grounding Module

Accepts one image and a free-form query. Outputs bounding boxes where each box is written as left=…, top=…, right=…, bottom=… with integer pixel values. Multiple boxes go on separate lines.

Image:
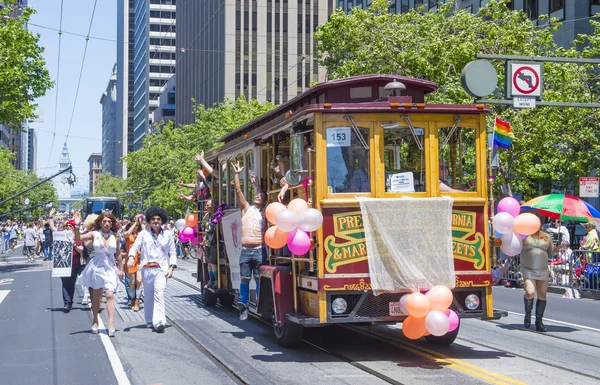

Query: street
left=1, top=243, right=599, bottom=385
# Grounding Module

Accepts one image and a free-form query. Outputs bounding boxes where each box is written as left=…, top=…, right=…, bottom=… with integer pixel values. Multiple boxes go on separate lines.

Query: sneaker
left=82, top=298, right=89, bottom=306
left=239, top=305, right=248, bottom=321
left=146, top=322, right=153, bottom=328
left=155, top=322, right=165, bottom=333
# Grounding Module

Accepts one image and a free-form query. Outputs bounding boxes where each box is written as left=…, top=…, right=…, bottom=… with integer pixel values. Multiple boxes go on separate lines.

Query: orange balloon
left=402, top=316, right=427, bottom=340
left=514, top=213, right=540, bottom=236
left=288, top=198, right=308, bottom=215
left=405, top=293, right=431, bottom=318
left=266, top=202, right=286, bottom=224
left=265, top=226, right=289, bottom=249
left=185, top=213, right=197, bottom=227
left=425, top=285, right=453, bottom=311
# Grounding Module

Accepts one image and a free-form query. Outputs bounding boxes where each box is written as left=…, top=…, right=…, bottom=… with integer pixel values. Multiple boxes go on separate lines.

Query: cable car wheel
left=271, top=306, right=304, bottom=348
left=424, top=320, right=460, bottom=345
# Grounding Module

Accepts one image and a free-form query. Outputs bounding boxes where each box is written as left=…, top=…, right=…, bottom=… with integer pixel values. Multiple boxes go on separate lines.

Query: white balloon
left=175, top=218, right=186, bottom=231
left=298, top=208, right=324, bottom=232
left=500, top=232, right=524, bottom=257
left=399, top=295, right=409, bottom=315
left=276, top=209, right=299, bottom=232
left=425, top=310, right=450, bottom=336
left=493, top=212, right=515, bottom=235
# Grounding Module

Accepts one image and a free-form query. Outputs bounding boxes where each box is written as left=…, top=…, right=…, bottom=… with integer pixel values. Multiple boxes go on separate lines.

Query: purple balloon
left=287, top=228, right=311, bottom=255
left=497, top=197, right=521, bottom=218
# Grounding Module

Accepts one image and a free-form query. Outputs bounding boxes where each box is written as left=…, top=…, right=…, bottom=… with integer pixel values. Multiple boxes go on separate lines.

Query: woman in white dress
left=74, top=212, right=123, bottom=336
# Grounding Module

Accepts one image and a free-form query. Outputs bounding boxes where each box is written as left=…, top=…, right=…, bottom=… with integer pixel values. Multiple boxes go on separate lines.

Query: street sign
left=513, top=96, right=536, bottom=108
left=580, top=177, right=599, bottom=198
left=510, top=62, right=542, bottom=97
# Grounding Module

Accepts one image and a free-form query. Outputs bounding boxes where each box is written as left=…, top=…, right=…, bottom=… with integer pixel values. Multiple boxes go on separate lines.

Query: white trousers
left=141, top=268, right=167, bottom=327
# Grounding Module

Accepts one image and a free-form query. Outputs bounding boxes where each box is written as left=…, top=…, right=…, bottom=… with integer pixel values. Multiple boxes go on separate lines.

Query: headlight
left=465, top=294, right=480, bottom=310
left=331, top=297, right=348, bottom=314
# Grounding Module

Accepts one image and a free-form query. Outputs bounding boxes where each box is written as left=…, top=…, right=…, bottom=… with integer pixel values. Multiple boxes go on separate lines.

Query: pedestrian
left=8, top=221, right=18, bottom=251
left=23, top=223, right=36, bottom=263
left=581, top=222, right=599, bottom=264
left=61, top=220, right=84, bottom=312
left=79, top=214, right=98, bottom=306
left=521, top=211, right=556, bottom=332
left=122, top=214, right=143, bottom=312
left=231, top=160, right=267, bottom=321
left=74, top=212, right=123, bottom=337
left=127, top=207, right=177, bottom=333
left=201, top=199, right=219, bottom=288
left=43, top=222, right=53, bottom=261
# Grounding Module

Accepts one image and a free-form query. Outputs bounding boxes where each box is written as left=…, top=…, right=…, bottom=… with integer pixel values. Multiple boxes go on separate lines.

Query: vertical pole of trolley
left=488, top=121, right=496, bottom=268
left=307, top=147, right=315, bottom=273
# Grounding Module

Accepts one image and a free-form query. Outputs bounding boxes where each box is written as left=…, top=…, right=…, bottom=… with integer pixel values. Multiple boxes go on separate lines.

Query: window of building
left=400, top=0, right=409, bottom=13
left=549, top=0, right=564, bottom=12
left=480, top=0, right=489, bottom=8
left=524, top=0, right=538, bottom=19
left=428, top=0, right=437, bottom=10
left=592, top=0, right=600, bottom=17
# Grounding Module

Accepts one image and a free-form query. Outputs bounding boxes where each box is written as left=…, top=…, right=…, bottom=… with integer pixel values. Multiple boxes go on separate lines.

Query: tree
left=94, top=172, right=128, bottom=197
left=314, top=0, right=600, bottom=199
left=124, top=96, right=274, bottom=218
left=0, top=1, right=53, bottom=126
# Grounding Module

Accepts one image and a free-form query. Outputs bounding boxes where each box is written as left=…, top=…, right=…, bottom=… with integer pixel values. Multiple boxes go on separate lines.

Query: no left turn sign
left=510, top=62, right=542, bottom=97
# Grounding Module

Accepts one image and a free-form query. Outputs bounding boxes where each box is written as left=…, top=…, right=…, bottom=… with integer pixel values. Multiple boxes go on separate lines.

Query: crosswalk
left=0, top=290, right=10, bottom=306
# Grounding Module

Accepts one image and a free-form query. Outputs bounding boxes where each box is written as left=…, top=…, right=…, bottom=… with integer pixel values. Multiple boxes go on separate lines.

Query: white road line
left=92, top=306, right=131, bottom=385
left=0, top=290, right=10, bottom=305
left=499, top=309, right=600, bottom=332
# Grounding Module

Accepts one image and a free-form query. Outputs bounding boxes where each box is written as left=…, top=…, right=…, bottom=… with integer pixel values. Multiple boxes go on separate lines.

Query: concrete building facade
left=175, top=0, right=331, bottom=126
left=132, top=0, right=176, bottom=150
left=153, top=74, right=176, bottom=124
left=87, top=153, right=103, bottom=195
left=101, top=64, right=119, bottom=176
left=27, top=128, right=36, bottom=171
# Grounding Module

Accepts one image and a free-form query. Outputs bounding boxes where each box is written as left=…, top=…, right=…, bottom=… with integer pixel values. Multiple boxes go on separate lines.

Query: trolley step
left=285, top=313, right=322, bottom=326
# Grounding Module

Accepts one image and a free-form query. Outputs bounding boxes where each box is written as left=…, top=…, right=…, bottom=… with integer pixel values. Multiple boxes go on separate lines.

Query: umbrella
left=521, top=194, right=600, bottom=222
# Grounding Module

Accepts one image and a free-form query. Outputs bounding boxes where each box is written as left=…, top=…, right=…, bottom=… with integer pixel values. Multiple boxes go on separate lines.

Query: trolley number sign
left=326, top=127, right=351, bottom=147
left=510, top=62, right=542, bottom=97
left=580, top=177, right=599, bottom=198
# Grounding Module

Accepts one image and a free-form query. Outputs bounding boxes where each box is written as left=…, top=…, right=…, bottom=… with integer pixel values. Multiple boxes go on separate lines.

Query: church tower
left=54, top=142, right=72, bottom=200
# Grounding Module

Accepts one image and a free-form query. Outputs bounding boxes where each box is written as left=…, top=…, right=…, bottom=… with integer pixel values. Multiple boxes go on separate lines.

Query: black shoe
left=155, top=322, right=165, bottom=333
left=535, top=299, right=547, bottom=332
left=523, top=297, right=534, bottom=329
left=63, top=306, right=70, bottom=313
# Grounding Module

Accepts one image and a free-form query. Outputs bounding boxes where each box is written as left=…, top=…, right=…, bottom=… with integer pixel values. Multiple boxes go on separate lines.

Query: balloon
left=425, top=285, right=453, bottom=311
left=288, top=198, right=308, bottom=215
left=276, top=209, right=299, bottom=232
left=444, top=309, right=460, bottom=332
left=399, top=295, right=409, bottom=315
left=492, top=212, right=515, bottom=235
left=287, top=228, right=311, bottom=255
left=190, top=234, right=199, bottom=246
left=266, top=202, right=286, bottom=224
left=497, top=197, right=521, bottom=218
left=185, top=213, right=198, bottom=228
left=514, top=213, right=540, bottom=236
left=175, top=218, right=186, bottom=231
left=402, top=316, right=427, bottom=340
left=180, top=226, right=194, bottom=242
left=178, top=232, right=189, bottom=243
left=500, top=232, right=523, bottom=256
left=405, top=293, right=430, bottom=318
left=298, top=208, right=324, bottom=232
left=265, top=226, right=289, bottom=249
left=425, top=310, right=451, bottom=336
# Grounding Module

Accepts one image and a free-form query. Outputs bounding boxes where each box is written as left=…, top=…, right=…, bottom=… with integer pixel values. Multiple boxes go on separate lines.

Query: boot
left=535, top=299, right=547, bottom=332
left=523, top=297, right=534, bottom=329
left=132, top=298, right=140, bottom=312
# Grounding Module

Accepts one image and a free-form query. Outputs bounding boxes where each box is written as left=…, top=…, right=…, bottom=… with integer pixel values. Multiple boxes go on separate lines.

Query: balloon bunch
left=211, top=204, right=228, bottom=224
left=177, top=213, right=200, bottom=246
left=493, top=197, right=540, bottom=256
left=400, top=286, right=459, bottom=340
left=264, top=198, right=323, bottom=255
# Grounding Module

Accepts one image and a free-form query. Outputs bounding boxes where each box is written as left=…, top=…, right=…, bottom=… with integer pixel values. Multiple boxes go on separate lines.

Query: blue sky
left=29, top=0, right=117, bottom=193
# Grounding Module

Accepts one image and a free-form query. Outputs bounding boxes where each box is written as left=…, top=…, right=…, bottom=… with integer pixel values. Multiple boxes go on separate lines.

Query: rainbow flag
left=493, top=117, right=514, bottom=149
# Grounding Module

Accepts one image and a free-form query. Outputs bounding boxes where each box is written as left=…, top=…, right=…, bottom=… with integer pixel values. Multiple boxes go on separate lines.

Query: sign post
left=580, top=177, right=599, bottom=198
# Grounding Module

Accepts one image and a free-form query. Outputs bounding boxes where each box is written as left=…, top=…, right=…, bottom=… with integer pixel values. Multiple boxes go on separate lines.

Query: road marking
left=92, top=306, right=132, bottom=385
left=0, top=278, right=14, bottom=285
left=347, top=325, right=527, bottom=385
left=499, top=309, right=600, bottom=332
left=0, top=290, right=10, bottom=305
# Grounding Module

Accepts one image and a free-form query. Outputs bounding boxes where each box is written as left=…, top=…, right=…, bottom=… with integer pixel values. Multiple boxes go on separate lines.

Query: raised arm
left=232, top=161, right=249, bottom=211
left=195, top=151, right=216, bottom=177
left=250, top=171, right=261, bottom=193
left=178, top=179, right=196, bottom=189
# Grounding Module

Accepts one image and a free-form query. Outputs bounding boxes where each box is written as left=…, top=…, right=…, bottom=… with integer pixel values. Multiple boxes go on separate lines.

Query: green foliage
left=0, top=147, right=57, bottom=220
left=315, top=0, right=600, bottom=198
left=124, top=96, right=274, bottom=218
left=0, top=1, right=53, bottom=126
left=94, top=172, right=128, bottom=198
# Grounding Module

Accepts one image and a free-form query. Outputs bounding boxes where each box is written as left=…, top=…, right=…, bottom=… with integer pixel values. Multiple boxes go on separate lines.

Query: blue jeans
left=123, top=272, right=131, bottom=300
left=43, top=243, right=53, bottom=260
left=239, top=247, right=267, bottom=280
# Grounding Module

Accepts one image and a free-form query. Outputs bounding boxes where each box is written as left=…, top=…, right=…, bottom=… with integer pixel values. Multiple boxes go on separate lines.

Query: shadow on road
left=494, top=322, right=578, bottom=333
left=0, top=263, right=37, bottom=273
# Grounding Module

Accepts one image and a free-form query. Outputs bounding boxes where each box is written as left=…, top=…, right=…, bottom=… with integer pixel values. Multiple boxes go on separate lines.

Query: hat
left=66, top=220, right=77, bottom=227
left=583, top=222, right=596, bottom=228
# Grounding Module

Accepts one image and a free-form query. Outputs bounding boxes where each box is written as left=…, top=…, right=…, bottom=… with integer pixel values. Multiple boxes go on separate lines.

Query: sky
left=28, top=0, right=117, bottom=193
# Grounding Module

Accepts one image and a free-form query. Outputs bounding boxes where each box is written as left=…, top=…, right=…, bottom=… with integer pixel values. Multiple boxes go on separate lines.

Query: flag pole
left=488, top=118, right=497, bottom=267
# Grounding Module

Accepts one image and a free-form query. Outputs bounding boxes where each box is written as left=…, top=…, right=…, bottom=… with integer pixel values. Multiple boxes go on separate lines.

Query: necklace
left=101, top=231, right=111, bottom=239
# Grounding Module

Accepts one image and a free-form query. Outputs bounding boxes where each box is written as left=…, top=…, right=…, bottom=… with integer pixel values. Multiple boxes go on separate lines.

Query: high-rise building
left=337, top=1, right=594, bottom=49
left=153, top=74, right=176, bottom=124
left=132, top=0, right=176, bottom=150
left=116, top=0, right=135, bottom=177
left=175, top=0, right=331, bottom=126
left=101, top=64, right=119, bottom=176
left=87, top=153, right=102, bottom=195
left=27, top=128, right=36, bottom=171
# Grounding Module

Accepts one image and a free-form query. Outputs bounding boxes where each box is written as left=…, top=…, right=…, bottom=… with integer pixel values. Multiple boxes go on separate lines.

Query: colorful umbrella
left=521, top=194, right=600, bottom=222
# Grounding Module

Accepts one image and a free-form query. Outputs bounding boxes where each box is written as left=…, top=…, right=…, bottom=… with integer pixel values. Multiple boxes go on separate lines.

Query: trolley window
left=381, top=122, right=427, bottom=193
left=438, top=126, right=478, bottom=193
left=326, top=126, right=371, bottom=194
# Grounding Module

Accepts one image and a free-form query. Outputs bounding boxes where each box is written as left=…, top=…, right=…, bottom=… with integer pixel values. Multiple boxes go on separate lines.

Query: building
left=53, top=142, right=79, bottom=212
left=175, top=0, right=331, bottom=126
left=116, top=0, right=135, bottom=177
left=336, top=1, right=595, bottom=49
left=87, top=153, right=103, bottom=195
left=101, top=64, right=120, bottom=176
left=132, top=0, right=176, bottom=150
left=27, top=128, right=36, bottom=171
left=153, top=74, right=175, bottom=124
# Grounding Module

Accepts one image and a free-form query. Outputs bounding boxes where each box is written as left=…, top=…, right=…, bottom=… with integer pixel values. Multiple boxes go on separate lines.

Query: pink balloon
left=287, top=228, right=311, bottom=255
left=497, top=197, right=521, bottom=218
left=178, top=232, right=189, bottom=242
left=180, top=226, right=194, bottom=242
left=444, top=309, right=460, bottom=332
